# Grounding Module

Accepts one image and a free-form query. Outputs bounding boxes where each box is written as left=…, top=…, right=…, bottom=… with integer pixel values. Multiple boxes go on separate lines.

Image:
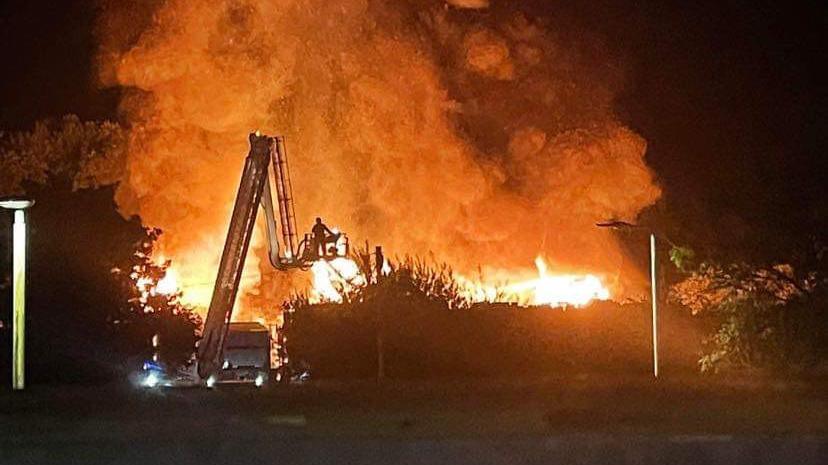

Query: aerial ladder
left=195, top=132, right=348, bottom=380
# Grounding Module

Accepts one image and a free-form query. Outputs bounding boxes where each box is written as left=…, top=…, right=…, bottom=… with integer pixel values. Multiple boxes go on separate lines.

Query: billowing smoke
left=446, top=0, right=490, bottom=9
left=97, top=0, right=660, bottom=314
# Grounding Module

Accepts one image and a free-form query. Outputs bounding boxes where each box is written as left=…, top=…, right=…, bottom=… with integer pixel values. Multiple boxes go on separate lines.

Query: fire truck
left=139, top=133, right=348, bottom=388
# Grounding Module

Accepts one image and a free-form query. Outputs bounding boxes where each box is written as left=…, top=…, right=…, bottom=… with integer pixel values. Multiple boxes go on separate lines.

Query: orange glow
left=132, top=266, right=179, bottom=315
left=510, top=257, right=610, bottom=307
left=155, top=268, right=179, bottom=295
left=456, top=256, right=610, bottom=308
left=101, top=1, right=659, bottom=320
left=310, top=257, right=366, bottom=303
left=305, top=255, right=609, bottom=308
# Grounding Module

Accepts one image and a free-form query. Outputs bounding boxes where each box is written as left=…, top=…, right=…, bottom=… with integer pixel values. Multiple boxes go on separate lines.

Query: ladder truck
left=140, top=132, right=349, bottom=388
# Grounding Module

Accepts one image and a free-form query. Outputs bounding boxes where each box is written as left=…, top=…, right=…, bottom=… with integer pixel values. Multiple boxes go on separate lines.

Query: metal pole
left=649, top=233, right=659, bottom=379
left=12, top=210, right=26, bottom=390
left=375, top=247, right=385, bottom=382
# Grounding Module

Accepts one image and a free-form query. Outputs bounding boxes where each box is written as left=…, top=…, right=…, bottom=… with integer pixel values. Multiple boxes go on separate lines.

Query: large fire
left=455, top=256, right=610, bottom=308
left=310, top=257, right=366, bottom=303
left=155, top=267, right=179, bottom=296
left=100, top=1, right=659, bottom=321
left=133, top=266, right=179, bottom=306
left=510, top=257, right=610, bottom=307
left=140, top=253, right=610, bottom=314
left=303, top=255, right=609, bottom=308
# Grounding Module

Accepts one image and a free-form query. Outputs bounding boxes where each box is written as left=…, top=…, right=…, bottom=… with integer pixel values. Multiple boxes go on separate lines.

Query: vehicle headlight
left=255, top=373, right=265, bottom=387
left=143, top=372, right=159, bottom=388
left=206, top=375, right=217, bottom=388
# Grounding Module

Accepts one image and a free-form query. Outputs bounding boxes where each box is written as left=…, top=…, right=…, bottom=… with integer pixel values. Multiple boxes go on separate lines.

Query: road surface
left=1, top=375, right=826, bottom=464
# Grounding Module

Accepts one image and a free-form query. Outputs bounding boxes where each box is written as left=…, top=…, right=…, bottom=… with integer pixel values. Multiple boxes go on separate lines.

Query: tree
left=0, top=114, right=126, bottom=195
left=110, top=228, right=201, bottom=368
left=0, top=180, right=145, bottom=382
left=0, top=115, right=200, bottom=383
left=670, top=246, right=828, bottom=372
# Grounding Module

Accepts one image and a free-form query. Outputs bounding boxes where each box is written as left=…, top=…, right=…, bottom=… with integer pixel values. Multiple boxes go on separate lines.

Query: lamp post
left=1, top=197, right=34, bottom=390
left=596, top=220, right=669, bottom=379
left=649, top=232, right=658, bottom=378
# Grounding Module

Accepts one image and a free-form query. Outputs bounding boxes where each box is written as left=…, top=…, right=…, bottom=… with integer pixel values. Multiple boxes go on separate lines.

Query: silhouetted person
left=311, top=217, right=335, bottom=258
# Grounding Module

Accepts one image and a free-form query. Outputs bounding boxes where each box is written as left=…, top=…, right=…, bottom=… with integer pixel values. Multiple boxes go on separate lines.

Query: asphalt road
left=1, top=375, right=826, bottom=464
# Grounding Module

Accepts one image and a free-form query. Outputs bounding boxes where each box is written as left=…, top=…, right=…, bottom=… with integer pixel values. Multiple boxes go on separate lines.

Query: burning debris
left=97, top=1, right=659, bottom=318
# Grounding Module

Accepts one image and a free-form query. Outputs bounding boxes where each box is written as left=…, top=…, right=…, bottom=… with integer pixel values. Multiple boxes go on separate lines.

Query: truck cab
left=214, top=322, right=271, bottom=387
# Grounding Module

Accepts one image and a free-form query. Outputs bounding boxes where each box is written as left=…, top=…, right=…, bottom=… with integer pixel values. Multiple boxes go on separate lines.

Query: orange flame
left=306, top=255, right=609, bottom=308
left=310, top=257, right=366, bottom=303
left=455, top=256, right=610, bottom=308
left=514, top=257, right=610, bottom=307
left=100, top=1, right=659, bottom=319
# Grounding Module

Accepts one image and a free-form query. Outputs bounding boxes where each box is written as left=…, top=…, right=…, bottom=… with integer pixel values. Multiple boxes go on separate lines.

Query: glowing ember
left=310, top=258, right=366, bottom=303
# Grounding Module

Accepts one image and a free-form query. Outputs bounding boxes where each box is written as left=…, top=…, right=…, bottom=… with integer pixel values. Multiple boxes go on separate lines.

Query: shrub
left=672, top=260, right=827, bottom=372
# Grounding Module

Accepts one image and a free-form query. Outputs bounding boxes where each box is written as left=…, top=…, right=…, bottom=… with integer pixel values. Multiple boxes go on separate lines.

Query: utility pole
left=650, top=233, right=659, bottom=378
left=1, top=197, right=34, bottom=390
left=375, top=246, right=385, bottom=382
left=596, top=220, right=664, bottom=379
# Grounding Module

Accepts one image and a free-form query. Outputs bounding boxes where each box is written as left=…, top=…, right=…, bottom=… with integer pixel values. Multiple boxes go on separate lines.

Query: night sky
left=1, top=0, right=825, bottom=260
left=0, top=0, right=121, bottom=128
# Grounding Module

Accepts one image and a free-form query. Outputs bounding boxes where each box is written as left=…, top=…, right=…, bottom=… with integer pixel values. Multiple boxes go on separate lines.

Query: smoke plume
left=97, top=0, right=660, bottom=313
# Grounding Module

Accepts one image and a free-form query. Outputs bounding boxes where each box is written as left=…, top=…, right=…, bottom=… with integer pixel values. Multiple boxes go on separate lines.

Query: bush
left=672, top=260, right=827, bottom=373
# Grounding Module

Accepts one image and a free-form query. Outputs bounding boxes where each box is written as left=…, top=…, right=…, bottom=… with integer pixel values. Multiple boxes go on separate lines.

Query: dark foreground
left=1, top=374, right=826, bottom=464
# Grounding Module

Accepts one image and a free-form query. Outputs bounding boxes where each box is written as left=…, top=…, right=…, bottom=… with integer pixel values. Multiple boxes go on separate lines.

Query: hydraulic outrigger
left=194, top=132, right=349, bottom=381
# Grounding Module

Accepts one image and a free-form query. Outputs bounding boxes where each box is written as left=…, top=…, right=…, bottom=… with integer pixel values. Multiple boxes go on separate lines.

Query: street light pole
left=2, top=197, right=34, bottom=390
left=596, top=220, right=661, bottom=379
left=650, top=233, right=659, bottom=378
left=12, top=210, right=27, bottom=389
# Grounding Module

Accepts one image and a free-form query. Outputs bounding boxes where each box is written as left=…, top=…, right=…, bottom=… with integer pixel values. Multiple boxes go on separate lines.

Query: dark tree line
left=0, top=118, right=198, bottom=384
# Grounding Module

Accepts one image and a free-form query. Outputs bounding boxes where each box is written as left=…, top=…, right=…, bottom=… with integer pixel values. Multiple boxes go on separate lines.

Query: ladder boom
left=197, top=133, right=273, bottom=379
left=272, top=137, right=299, bottom=258
left=196, top=132, right=348, bottom=381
